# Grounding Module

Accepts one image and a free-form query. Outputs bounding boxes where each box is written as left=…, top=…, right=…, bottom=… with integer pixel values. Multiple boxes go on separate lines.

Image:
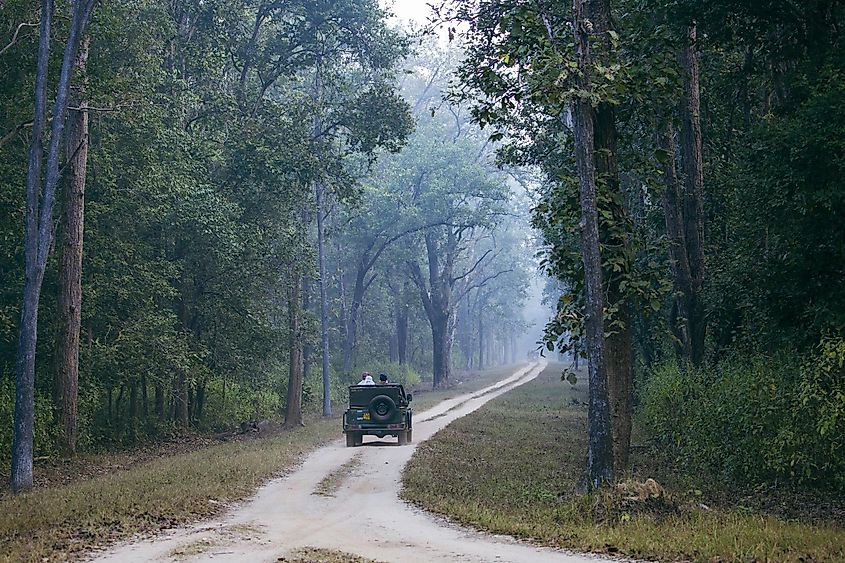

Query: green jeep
left=343, top=384, right=413, bottom=447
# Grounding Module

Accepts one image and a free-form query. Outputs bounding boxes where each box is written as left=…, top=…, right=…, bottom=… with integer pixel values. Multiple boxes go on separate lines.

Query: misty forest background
left=1, top=0, right=843, bottom=496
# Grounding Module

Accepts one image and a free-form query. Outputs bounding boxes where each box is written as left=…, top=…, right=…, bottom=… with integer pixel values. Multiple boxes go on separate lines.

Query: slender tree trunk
left=284, top=274, right=305, bottom=428
left=195, top=378, right=206, bottom=421
left=315, top=183, right=331, bottom=416
left=13, top=0, right=94, bottom=492
left=659, top=121, right=693, bottom=359
left=128, top=379, right=138, bottom=442
left=187, top=385, right=194, bottom=422
left=679, top=23, right=706, bottom=366
left=13, top=0, right=51, bottom=495
left=154, top=383, right=164, bottom=418
left=477, top=306, right=484, bottom=369
left=55, top=37, right=89, bottom=456
left=572, top=0, right=614, bottom=489
left=431, top=315, right=451, bottom=388
left=396, top=299, right=408, bottom=365
left=302, top=276, right=312, bottom=381
left=115, top=384, right=124, bottom=425
left=141, top=374, right=148, bottom=420
left=604, top=307, right=633, bottom=470
left=175, top=372, right=188, bottom=427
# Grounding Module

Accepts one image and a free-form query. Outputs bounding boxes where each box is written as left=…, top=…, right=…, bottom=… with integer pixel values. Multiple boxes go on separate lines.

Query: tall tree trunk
left=396, top=299, right=408, bottom=365
left=284, top=274, right=305, bottom=428
left=128, top=379, right=138, bottom=442
left=431, top=314, right=451, bottom=388
left=187, top=385, right=194, bottom=422
left=679, top=23, right=706, bottom=366
left=659, top=121, right=693, bottom=359
left=175, top=372, right=188, bottom=427
left=302, top=276, right=312, bottom=381
left=315, top=183, right=331, bottom=416
left=55, top=37, right=89, bottom=456
left=477, top=306, right=484, bottom=369
left=13, top=0, right=95, bottom=492
left=195, top=378, right=206, bottom=421
left=572, top=0, right=614, bottom=489
left=154, top=383, right=164, bottom=418
left=115, top=384, right=125, bottom=425
left=141, top=374, right=148, bottom=420
left=595, top=100, right=633, bottom=471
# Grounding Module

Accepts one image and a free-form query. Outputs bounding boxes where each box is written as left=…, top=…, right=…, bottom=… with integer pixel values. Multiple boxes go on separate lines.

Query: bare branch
left=458, top=268, right=513, bottom=301
left=0, top=22, right=38, bottom=57
left=451, top=248, right=493, bottom=284
left=0, top=120, right=33, bottom=150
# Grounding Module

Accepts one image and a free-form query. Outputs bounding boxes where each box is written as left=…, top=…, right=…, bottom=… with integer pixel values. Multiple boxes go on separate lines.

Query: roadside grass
left=0, top=419, right=338, bottom=563
left=402, top=363, right=845, bottom=562
left=0, top=363, right=527, bottom=563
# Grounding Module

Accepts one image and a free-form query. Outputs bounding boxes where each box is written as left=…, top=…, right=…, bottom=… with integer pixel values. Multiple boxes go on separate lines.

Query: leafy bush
left=639, top=345, right=845, bottom=491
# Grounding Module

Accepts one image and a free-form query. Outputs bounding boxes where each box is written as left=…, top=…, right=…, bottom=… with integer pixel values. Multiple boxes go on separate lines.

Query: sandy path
left=93, top=361, right=615, bottom=563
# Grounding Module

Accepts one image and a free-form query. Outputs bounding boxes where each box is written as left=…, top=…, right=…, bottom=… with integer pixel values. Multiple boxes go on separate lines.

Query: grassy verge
left=0, top=419, right=338, bottom=563
left=0, top=363, right=527, bottom=563
left=402, top=363, right=845, bottom=562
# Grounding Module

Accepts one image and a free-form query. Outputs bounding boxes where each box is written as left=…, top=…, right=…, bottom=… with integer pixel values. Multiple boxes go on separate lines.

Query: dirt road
left=93, top=361, right=614, bottom=563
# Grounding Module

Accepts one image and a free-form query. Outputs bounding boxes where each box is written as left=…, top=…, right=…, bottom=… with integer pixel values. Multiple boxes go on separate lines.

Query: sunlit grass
left=402, top=364, right=845, bottom=562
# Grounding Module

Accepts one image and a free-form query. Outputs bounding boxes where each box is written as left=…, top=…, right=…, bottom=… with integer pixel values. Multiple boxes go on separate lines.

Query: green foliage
left=796, top=337, right=845, bottom=477
left=0, top=0, right=416, bottom=461
left=0, top=379, right=56, bottom=471
left=640, top=350, right=845, bottom=491
left=706, top=58, right=845, bottom=352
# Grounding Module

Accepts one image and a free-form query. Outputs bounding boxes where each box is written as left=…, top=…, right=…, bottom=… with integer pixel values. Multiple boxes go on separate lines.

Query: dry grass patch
left=0, top=418, right=338, bottom=563
left=277, top=546, right=383, bottom=562
left=402, top=363, right=845, bottom=562
left=313, top=453, right=362, bottom=496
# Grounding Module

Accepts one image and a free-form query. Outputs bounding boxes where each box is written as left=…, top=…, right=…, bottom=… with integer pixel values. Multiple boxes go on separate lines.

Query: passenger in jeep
left=378, top=373, right=389, bottom=384
left=357, top=372, right=375, bottom=385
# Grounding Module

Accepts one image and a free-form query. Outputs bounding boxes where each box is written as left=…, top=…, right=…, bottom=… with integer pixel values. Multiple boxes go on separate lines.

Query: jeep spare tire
left=368, top=394, right=396, bottom=423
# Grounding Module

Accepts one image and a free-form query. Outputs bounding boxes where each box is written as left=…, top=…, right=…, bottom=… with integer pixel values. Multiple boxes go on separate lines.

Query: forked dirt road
left=94, top=360, right=615, bottom=563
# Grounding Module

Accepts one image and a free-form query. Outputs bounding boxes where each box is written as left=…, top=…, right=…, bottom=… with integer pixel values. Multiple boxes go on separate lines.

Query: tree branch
left=457, top=268, right=513, bottom=302
left=451, top=248, right=493, bottom=284
left=0, top=22, right=38, bottom=57
left=0, top=120, right=33, bottom=150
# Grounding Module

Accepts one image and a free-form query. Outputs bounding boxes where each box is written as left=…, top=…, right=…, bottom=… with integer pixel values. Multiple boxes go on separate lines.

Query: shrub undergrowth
left=639, top=338, right=845, bottom=491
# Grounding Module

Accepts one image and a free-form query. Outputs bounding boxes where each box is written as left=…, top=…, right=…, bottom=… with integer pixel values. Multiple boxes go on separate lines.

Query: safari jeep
left=343, top=384, right=413, bottom=446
